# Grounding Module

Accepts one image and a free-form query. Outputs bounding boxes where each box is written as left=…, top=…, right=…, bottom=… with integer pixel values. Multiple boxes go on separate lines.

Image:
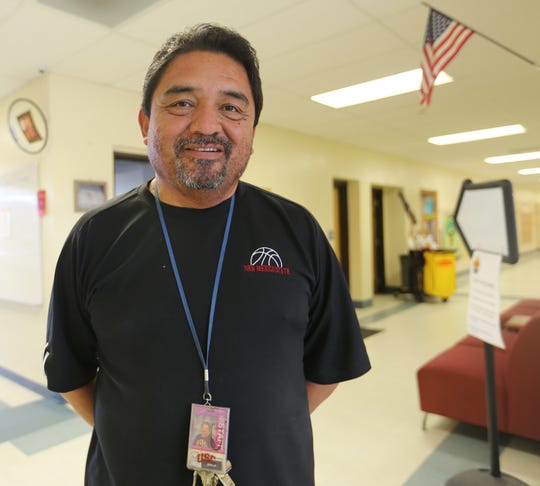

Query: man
left=193, top=422, right=216, bottom=450
left=44, top=24, right=370, bottom=485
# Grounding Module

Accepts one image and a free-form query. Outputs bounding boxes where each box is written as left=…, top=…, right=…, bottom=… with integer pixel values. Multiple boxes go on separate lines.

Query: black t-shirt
left=193, top=434, right=216, bottom=450
left=44, top=181, right=370, bottom=485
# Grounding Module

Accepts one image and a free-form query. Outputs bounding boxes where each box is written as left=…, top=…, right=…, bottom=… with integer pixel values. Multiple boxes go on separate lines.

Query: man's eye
left=222, top=105, right=247, bottom=120
left=165, top=100, right=193, bottom=115
left=171, top=100, right=192, bottom=108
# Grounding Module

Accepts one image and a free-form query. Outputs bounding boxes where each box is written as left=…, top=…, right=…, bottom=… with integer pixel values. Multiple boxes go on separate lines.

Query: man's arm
left=306, top=380, right=338, bottom=413
left=61, top=377, right=96, bottom=426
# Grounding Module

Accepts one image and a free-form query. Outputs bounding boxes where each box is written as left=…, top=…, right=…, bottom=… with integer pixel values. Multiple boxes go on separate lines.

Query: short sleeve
left=303, top=223, right=371, bottom=384
left=44, top=223, right=98, bottom=393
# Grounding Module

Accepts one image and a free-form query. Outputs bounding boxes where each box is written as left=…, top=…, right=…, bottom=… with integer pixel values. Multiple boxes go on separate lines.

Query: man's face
left=139, top=50, right=256, bottom=200
left=201, top=423, right=211, bottom=438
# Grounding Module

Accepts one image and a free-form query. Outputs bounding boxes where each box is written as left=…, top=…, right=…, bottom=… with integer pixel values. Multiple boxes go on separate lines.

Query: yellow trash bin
left=423, top=249, right=456, bottom=301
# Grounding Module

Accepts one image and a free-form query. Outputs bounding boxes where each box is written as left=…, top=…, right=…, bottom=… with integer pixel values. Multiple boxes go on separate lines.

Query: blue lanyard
left=153, top=183, right=235, bottom=404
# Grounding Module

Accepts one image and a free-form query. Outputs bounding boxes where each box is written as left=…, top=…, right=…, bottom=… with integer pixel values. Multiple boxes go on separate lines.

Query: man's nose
left=189, top=103, right=221, bottom=135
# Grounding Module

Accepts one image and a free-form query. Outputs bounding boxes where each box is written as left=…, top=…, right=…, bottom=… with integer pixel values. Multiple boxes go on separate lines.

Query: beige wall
left=514, top=189, right=540, bottom=254
left=1, top=73, right=539, bottom=360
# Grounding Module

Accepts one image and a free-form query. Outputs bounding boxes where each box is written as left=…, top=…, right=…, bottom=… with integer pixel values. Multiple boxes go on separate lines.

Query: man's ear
left=138, top=109, right=149, bottom=145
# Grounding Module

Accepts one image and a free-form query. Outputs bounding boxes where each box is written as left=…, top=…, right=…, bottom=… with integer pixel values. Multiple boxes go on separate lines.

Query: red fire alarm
left=38, top=189, right=46, bottom=217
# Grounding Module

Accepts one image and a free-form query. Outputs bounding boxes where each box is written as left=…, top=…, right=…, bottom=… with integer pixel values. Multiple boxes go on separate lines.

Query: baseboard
left=353, top=299, right=373, bottom=309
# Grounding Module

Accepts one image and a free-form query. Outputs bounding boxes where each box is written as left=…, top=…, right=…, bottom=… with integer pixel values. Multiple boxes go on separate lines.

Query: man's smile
left=175, top=136, right=233, bottom=162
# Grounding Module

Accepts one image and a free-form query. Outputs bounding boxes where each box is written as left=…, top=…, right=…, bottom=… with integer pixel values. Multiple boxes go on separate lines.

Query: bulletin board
left=0, top=162, right=43, bottom=304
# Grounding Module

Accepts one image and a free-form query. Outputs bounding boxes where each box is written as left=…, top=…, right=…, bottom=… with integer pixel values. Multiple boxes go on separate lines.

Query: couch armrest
left=505, top=313, right=540, bottom=441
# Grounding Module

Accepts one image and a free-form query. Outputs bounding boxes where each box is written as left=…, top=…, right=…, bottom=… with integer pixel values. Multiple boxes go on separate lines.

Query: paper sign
left=467, top=250, right=505, bottom=349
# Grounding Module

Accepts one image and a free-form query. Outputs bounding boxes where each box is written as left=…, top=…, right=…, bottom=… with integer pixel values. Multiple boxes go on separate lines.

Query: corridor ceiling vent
left=36, top=0, right=161, bottom=27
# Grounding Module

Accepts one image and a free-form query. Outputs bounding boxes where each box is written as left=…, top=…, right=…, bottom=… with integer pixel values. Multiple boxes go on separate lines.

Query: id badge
left=187, top=403, right=230, bottom=474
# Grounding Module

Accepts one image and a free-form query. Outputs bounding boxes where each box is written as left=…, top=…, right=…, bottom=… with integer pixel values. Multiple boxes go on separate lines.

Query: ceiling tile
left=0, top=0, right=22, bottom=22
left=429, top=0, right=540, bottom=62
left=350, top=0, right=420, bottom=19
left=50, top=33, right=156, bottom=85
left=261, top=21, right=404, bottom=87
left=116, top=0, right=303, bottom=46
left=283, top=46, right=419, bottom=98
left=0, top=2, right=108, bottom=78
left=379, top=5, right=427, bottom=46
left=239, top=0, right=372, bottom=60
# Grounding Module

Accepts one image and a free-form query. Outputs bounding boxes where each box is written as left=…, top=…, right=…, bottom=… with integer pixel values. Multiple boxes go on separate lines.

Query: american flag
left=420, top=9, right=474, bottom=106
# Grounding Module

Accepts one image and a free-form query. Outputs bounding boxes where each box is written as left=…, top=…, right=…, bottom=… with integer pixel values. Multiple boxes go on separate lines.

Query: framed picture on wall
left=421, top=190, right=438, bottom=242
left=74, top=180, right=107, bottom=212
left=8, top=98, right=48, bottom=154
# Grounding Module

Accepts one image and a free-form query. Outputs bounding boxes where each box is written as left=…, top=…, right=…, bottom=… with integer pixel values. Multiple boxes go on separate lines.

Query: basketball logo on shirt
left=244, top=247, right=291, bottom=275
left=250, top=247, right=282, bottom=267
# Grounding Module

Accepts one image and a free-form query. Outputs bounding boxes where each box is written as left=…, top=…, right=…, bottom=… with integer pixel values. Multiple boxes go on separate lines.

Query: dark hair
left=141, top=23, right=263, bottom=126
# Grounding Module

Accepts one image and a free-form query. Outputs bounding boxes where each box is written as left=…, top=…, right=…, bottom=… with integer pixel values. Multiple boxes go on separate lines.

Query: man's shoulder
left=239, top=181, right=314, bottom=218
left=237, top=182, right=326, bottom=247
left=66, top=184, right=154, bottom=252
left=73, top=184, right=151, bottom=231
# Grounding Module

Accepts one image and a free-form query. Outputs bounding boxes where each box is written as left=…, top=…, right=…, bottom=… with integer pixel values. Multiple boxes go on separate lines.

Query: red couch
left=416, top=300, right=540, bottom=442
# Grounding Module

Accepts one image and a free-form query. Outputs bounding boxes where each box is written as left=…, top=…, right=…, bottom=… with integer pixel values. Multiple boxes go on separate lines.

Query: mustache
left=174, top=135, right=232, bottom=158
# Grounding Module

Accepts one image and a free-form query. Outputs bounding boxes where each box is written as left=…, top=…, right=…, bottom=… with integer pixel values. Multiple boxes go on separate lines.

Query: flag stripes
left=420, top=9, right=474, bottom=106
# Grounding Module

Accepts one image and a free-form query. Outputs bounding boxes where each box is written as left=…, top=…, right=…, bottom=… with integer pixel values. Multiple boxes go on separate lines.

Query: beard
left=173, top=134, right=234, bottom=190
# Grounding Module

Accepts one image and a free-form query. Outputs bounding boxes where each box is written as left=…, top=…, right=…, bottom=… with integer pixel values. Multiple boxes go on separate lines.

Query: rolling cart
left=422, top=249, right=456, bottom=301
left=398, top=249, right=456, bottom=302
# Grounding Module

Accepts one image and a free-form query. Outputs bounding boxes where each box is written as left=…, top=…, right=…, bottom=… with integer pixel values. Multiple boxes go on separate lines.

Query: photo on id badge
left=187, top=404, right=230, bottom=474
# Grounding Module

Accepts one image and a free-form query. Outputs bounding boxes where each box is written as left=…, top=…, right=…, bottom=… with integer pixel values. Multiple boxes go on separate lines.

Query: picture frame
left=421, top=189, right=438, bottom=242
left=7, top=98, right=49, bottom=154
left=74, top=180, right=107, bottom=212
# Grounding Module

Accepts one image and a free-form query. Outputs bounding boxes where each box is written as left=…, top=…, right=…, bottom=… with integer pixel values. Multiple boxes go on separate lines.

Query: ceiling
left=1, top=0, right=539, bottom=188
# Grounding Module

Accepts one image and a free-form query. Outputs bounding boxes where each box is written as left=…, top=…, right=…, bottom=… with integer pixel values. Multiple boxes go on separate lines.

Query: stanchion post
left=483, top=342, right=500, bottom=478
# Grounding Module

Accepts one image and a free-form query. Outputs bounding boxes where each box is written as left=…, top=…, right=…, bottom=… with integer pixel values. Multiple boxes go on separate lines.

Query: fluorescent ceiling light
left=485, top=150, right=540, bottom=164
left=310, top=68, right=453, bottom=108
left=428, top=124, right=526, bottom=146
left=517, top=167, right=540, bottom=175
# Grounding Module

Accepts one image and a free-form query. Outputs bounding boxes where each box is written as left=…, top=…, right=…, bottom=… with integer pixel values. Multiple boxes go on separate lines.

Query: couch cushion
left=505, top=314, right=540, bottom=441
left=457, top=330, right=518, bottom=352
left=417, top=343, right=508, bottom=430
left=500, top=299, right=540, bottom=325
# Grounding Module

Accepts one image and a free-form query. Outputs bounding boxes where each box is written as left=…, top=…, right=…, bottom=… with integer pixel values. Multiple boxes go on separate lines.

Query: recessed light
left=428, top=124, right=526, bottom=146
left=485, top=151, right=540, bottom=164
left=310, top=68, right=452, bottom=108
left=517, top=167, right=540, bottom=175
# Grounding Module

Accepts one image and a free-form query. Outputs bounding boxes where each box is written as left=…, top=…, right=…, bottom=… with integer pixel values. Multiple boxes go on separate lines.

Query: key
left=203, top=471, right=216, bottom=486
left=194, top=460, right=233, bottom=486
left=193, top=470, right=215, bottom=486
left=193, top=470, right=202, bottom=486
left=216, top=472, right=235, bottom=486
left=216, top=461, right=235, bottom=486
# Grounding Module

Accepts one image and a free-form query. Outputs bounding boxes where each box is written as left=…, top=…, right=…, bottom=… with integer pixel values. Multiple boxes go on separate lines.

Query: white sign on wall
left=0, top=162, right=43, bottom=305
